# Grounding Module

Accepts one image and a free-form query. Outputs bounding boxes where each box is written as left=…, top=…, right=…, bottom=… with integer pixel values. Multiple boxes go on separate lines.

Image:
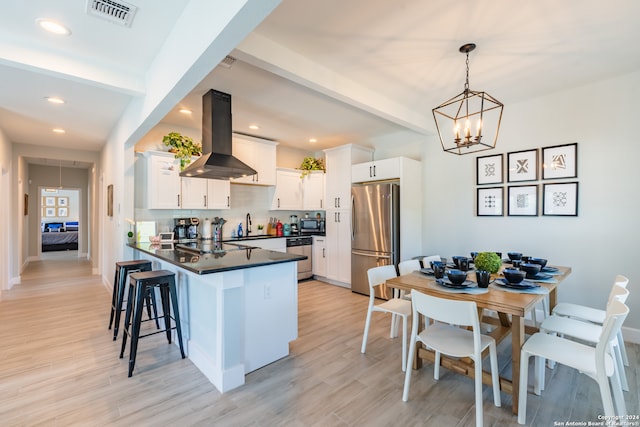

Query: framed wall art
left=542, top=143, right=577, bottom=179
left=57, top=207, right=68, bottom=217
left=543, top=182, right=578, bottom=216
left=508, top=185, right=538, bottom=216
left=476, top=154, right=503, bottom=185
left=57, top=196, right=68, bottom=207
left=44, top=207, right=56, bottom=217
left=43, top=196, right=56, bottom=207
left=107, top=184, right=114, bottom=217
left=477, top=187, right=503, bottom=216
left=508, top=149, right=538, bottom=182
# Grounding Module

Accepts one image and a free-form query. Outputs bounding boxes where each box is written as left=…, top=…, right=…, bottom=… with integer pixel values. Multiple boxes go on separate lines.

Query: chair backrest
left=607, top=284, right=630, bottom=305
left=367, top=265, right=398, bottom=292
left=411, top=289, right=479, bottom=330
left=596, top=300, right=629, bottom=364
left=398, top=259, right=421, bottom=276
left=422, top=255, right=442, bottom=266
left=614, top=274, right=629, bottom=288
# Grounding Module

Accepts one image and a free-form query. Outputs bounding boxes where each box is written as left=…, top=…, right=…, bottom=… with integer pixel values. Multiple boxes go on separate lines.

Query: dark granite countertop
left=129, top=242, right=307, bottom=275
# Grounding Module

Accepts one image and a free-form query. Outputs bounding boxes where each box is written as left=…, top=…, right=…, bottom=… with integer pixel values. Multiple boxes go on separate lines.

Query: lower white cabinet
left=312, top=235, right=326, bottom=277
left=325, top=210, right=350, bottom=284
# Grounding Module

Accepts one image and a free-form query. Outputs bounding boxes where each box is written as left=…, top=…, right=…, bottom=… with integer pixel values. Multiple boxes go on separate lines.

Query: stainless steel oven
left=286, top=236, right=312, bottom=280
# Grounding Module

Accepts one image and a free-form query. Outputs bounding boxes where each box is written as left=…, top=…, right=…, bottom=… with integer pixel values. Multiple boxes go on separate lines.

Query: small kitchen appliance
left=174, top=218, right=199, bottom=241
left=289, top=215, right=299, bottom=234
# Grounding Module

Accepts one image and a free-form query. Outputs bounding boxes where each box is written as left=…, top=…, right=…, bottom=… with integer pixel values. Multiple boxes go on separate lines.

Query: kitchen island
left=127, top=241, right=306, bottom=393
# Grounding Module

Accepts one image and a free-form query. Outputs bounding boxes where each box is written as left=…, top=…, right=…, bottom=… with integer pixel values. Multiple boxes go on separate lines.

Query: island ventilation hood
left=180, top=89, right=257, bottom=180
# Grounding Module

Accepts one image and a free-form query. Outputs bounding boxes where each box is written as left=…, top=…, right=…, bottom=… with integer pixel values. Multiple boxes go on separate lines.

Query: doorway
left=39, top=187, right=81, bottom=258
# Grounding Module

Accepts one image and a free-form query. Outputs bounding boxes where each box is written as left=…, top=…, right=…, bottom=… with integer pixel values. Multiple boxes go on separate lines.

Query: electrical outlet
left=264, top=284, right=271, bottom=299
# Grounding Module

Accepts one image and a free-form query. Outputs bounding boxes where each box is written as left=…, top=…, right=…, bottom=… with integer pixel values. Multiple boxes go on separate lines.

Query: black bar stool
left=108, top=260, right=159, bottom=340
left=119, top=270, right=186, bottom=377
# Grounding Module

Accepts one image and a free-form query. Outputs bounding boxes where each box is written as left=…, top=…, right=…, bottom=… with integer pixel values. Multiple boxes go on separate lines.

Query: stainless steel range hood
left=180, top=89, right=257, bottom=180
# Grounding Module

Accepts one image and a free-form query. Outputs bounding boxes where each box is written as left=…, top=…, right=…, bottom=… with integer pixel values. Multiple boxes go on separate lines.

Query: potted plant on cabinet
left=162, top=132, right=203, bottom=170
left=298, top=156, right=325, bottom=178
left=473, top=251, right=502, bottom=288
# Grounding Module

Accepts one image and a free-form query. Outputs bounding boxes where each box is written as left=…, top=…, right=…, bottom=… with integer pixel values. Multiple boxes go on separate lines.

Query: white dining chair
left=421, top=254, right=442, bottom=267
left=540, top=285, right=630, bottom=391
left=396, top=259, right=422, bottom=302
left=361, top=265, right=412, bottom=371
left=552, top=275, right=630, bottom=366
left=518, top=300, right=629, bottom=424
left=402, top=290, right=501, bottom=427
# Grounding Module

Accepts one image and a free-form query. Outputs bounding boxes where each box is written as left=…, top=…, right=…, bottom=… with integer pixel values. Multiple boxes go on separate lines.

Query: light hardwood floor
left=1, top=255, right=637, bottom=426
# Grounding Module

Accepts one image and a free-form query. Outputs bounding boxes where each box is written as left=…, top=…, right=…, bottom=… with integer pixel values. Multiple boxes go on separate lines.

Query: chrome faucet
left=246, top=213, right=252, bottom=236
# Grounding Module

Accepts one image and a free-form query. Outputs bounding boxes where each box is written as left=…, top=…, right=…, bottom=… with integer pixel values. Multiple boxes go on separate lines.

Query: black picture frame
left=543, top=182, right=578, bottom=216
left=507, top=149, right=538, bottom=182
left=476, top=154, right=503, bottom=185
left=508, top=185, right=538, bottom=216
left=542, top=143, right=578, bottom=180
left=477, top=187, right=503, bottom=216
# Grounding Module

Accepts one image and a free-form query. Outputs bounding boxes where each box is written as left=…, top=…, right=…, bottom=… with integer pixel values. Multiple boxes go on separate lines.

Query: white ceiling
left=2, top=0, right=640, bottom=167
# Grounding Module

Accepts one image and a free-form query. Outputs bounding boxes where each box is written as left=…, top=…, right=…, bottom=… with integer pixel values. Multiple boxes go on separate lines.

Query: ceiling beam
left=235, top=32, right=431, bottom=135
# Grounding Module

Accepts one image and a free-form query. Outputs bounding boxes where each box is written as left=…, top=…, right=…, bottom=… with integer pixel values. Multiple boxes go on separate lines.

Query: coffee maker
left=174, top=218, right=199, bottom=241
left=289, top=215, right=299, bottom=234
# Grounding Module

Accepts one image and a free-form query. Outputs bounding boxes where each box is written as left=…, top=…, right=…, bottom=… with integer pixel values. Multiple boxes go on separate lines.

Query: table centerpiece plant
left=473, top=251, right=502, bottom=287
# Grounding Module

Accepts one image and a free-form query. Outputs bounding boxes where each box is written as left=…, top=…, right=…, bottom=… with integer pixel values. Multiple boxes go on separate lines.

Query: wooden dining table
left=386, top=265, right=571, bottom=415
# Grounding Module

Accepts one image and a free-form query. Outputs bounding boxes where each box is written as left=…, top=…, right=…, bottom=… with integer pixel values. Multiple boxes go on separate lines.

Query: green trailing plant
left=473, top=251, right=502, bottom=274
left=298, top=156, right=325, bottom=178
left=162, top=132, right=202, bottom=170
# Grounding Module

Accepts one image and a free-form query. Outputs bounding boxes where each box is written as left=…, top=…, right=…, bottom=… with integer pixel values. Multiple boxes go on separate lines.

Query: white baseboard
left=313, top=276, right=350, bottom=289
left=622, top=326, right=640, bottom=344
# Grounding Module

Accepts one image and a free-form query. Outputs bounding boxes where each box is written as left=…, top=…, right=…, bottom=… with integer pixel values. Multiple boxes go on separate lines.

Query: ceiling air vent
left=86, top=0, right=137, bottom=27
left=219, top=55, right=236, bottom=69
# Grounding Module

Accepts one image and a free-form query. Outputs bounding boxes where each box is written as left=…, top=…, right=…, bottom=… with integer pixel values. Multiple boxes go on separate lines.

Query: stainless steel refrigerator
left=351, top=182, right=400, bottom=299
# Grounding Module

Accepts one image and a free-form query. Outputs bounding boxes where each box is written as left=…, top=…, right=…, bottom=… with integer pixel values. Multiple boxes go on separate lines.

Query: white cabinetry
left=325, top=210, right=351, bottom=283
left=139, top=151, right=230, bottom=210
left=302, top=171, right=325, bottom=210
left=322, top=144, right=372, bottom=286
left=312, top=235, right=326, bottom=277
left=231, top=136, right=277, bottom=185
left=142, top=151, right=181, bottom=209
left=351, top=157, right=401, bottom=183
left=180, top=176, right=208, bottom=209
left=271, top=169, right=302, bottom=210
left=325, top=145, right=372, bottom=209
left=207, top=179, right=231, bottom=209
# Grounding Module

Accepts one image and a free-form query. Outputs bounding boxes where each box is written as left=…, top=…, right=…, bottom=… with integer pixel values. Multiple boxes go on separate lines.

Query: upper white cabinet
left=207, top=179, right=231, bottom=209
left=142, top=151, right=181, bottom=209
left=231, top=136, right=277, bottom=186
left=302, top=171, right=325, bottom=210
left=271, top=169, right=302, bottom=210
left=180, top=176, right=208, bottom=209
left=324, top=144, right=373, bottom=209
left=351, top=157, right=401, bottom=183
left=138, top=151, right=230, bottom=210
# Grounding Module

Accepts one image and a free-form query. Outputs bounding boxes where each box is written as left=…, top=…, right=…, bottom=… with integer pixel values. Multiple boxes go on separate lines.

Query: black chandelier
left=432, top=43, right=503, bottom=155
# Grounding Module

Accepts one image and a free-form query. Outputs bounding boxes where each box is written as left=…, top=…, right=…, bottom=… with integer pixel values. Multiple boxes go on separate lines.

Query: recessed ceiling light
left=46, top=97, right=65, bottom=104
left=179, top=108, right=192, bottom=115
left=249, top=124, right=259, bottom=130
left=36, top=19, right=71, bottom=35
left=309, top=138, right=317, bottom=143
left=52, top=128, right=66, bottom=134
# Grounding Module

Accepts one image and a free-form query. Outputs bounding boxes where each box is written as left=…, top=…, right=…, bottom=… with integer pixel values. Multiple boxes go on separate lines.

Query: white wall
left=0, top=128, right=11, bottom=291
left=419, top=70, right=640, bottom=333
